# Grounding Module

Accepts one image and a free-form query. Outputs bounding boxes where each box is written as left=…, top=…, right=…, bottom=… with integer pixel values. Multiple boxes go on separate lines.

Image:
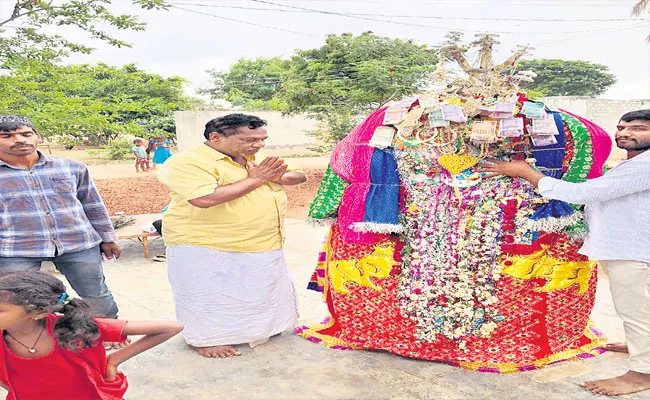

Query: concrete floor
left=16, top=220, right=650, bottom=400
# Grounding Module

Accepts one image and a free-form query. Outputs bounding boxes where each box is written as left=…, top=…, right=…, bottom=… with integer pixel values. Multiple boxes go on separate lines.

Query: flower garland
left=396, top=172, right=534, bottom=344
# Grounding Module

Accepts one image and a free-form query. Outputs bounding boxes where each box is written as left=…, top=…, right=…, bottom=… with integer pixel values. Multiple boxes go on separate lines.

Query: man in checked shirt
left=477, top=109, right=650, bottom=396
left=0, top=114, right=126, bottom=347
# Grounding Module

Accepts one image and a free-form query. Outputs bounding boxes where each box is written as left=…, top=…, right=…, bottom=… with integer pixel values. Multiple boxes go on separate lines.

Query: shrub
left=106, top=138, right=134, bottom=160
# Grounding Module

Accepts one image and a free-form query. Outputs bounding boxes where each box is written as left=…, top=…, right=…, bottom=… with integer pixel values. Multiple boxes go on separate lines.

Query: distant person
left=152, top=137, right=172, bottom=168
left=132, top=138, right=149, bottom=172
left=145, top=136, right=157, bottom=164
left=0, top=271, right=183, bottom=400
left=158, top=113, right=307, bottom=358
left=0, top=114, right=125, bottom=348
left=477, top=109, right=650, bottom=396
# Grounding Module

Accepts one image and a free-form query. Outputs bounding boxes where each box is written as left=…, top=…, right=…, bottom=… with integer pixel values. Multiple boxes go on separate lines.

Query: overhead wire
left=172, top=5, right=321, bottom=37
left=168, top=2, right=645, bottom=23
left=533, top=22, right=649, bottom=47
left=170, top=0, right=634, bottom=6
left=248, top=0, right=641, bottom=35
left=171, top=1, right=649, bottom=54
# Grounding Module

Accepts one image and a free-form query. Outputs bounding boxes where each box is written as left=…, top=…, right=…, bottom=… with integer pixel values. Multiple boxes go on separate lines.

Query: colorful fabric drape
left=560, top=112, right=594, bottom=183
left=301, top=95, right=610, bottom=373
left=560, top=109, right=611, bottom=178
left=330, top=108, right=388, bottom=245
left=353, top=148, right=401, bottom=233
left=532, top=111, right=566, bottom=179
left=308, top=165, right=350, bottom=221
left=300, top=223, right=605, bottom=373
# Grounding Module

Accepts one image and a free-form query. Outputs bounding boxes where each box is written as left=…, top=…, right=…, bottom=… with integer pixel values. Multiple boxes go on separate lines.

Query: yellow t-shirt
left=158, top=144, right=297, bottom=252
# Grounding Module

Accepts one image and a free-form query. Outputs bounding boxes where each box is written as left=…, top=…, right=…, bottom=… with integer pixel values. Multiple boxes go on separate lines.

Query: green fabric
left=560, top=113, right=593, bottom=184
left=308, top=165, right=350, bottom=220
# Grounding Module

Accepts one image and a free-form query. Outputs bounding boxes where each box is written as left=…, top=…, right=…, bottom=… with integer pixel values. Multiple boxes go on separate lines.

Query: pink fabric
left=560, top=109, right=612, bottom=178
left=330, top=107, right=388, bottom=244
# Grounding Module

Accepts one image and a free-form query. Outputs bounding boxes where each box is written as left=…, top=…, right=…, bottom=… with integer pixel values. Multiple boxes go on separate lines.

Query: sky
left=2, top=0, right=649, bottom=100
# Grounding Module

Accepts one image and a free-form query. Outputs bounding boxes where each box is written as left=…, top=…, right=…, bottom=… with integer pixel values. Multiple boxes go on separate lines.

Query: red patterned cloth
left=298, top=224, right=605, bottom=373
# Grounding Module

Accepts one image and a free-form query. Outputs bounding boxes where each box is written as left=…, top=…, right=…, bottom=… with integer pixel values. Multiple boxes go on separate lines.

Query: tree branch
left=1, top=5, right=58, bottom=27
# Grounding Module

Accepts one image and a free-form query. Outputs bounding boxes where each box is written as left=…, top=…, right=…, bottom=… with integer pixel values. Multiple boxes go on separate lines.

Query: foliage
left=0, top=0, right=168, bottom=64
left=144, top=114, right=177, bottom=141
left=516, top=59, right=616, bottom=97
left=204, top=33, right=437, bottom=149
left=0, top=60, right=198, bottom=144
left=203, top=57, right=291, bottom=110
left=436, top=31, right=465, bottom=54
left=105, top=138, right=135, bottom=160
left=279, top=33, right=437, bottom=147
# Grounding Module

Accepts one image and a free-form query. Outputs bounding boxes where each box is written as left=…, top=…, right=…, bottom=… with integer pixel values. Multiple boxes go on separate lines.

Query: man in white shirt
left=476, top=109, right=650, bottom=396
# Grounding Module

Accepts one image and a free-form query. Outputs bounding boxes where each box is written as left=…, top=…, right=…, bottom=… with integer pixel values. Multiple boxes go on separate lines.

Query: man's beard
left=616, top=139, right=650, bottom=152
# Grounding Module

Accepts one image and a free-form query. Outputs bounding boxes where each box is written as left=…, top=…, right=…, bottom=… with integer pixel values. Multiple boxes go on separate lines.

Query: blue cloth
left=0, top=152, right=117, bottom=258
left=362, top=148, right=400, bottom=226
left=153, top=141, right=172, bottom=164
left=0, top=246, right=119, bottom=318
left=532, top=111, right=566, bottom=179
left=529, top=199, right=575, bottom=220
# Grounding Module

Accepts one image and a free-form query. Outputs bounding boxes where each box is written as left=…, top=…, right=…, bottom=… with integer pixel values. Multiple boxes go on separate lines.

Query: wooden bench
left=114, top=214, right=162, bottom=258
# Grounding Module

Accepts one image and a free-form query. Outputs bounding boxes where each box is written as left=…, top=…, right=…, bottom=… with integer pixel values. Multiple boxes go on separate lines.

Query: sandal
left=152, top=254, right=166, bottom=262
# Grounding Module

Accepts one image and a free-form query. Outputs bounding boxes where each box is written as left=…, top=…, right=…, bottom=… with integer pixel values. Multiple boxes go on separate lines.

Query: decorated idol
left=298, top=35, right=611, bottom=373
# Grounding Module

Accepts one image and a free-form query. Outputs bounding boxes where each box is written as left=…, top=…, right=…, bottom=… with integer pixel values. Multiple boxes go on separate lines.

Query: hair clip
left=56, top=292, right=68, bottom=304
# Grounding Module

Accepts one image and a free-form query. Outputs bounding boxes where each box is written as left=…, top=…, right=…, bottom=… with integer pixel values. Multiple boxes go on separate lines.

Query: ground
left=6, top=220, right=644, bottom=400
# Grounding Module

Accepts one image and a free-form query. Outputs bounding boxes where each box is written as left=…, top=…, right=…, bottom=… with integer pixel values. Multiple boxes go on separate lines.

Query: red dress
left=0, top=315, right=128, bottom=400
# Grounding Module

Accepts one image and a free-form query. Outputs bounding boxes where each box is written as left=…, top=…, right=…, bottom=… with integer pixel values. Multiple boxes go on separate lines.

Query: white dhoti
left=166, top=245, right=299, bottom=347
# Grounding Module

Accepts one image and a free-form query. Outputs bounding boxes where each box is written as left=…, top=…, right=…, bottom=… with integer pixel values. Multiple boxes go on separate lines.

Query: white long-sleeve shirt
left=537, top=150, right=650, bottom=263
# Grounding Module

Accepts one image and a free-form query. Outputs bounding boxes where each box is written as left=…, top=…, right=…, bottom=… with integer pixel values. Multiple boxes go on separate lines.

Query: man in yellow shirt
left=158, top=114, right=307, bottom=358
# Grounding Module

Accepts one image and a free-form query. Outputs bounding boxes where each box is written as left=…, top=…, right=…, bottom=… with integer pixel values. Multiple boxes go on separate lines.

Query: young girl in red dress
left=0, top=271, right=183, bottom=400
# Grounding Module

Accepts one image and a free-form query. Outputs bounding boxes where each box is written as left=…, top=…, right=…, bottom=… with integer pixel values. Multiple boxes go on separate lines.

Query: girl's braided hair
left=0, top=271, right=100, bottom=352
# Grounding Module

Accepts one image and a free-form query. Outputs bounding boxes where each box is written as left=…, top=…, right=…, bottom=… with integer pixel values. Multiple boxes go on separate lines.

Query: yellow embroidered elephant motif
left=501, top=250, right=595, bottom=294
left=330, top=245, right=396, bottom=294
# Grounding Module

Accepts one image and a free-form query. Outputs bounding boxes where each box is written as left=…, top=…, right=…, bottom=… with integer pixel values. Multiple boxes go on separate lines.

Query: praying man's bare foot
left=192, top=345, right=241, bottom=358
left=605, top=342, right=628, bottom=353
left=581, top=371, right=650, bottom=396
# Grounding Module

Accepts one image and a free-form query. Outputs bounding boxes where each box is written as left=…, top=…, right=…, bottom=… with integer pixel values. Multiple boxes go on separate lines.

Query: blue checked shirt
left=0, top=152, right=118, bottom=257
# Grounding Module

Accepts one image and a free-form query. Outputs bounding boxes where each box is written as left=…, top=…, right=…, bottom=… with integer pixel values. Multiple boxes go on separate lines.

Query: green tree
left=516, top=59, right=616, bottom=97
left=0, top=60, right=197, bottom=145
left=280, top=33, right=437, bottom=148
left=203, top=57, right=291, bottom=110
left=204, top=33, right=437, bottom=149
left=0, top=0, right=168, bottom=64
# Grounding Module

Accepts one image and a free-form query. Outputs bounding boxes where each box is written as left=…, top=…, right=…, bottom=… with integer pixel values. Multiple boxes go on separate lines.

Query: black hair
left=203, top=113, right=267, bottom=139
left=133, top=138, right=143, bottom=144
left=0, top=120, right=36, bottom=134
left=0, top=271, right=100, bottom=352
left=620, top=109, right=650, bottom=123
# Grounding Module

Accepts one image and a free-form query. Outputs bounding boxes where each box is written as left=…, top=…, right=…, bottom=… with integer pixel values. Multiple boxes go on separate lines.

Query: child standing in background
left=132, top=139, right=149, bottom=172
left=145, top=136, right=157, bottom=165
left=0, top=271, right=183, bottom=400
left=152, top=137, right=173, bottom=168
